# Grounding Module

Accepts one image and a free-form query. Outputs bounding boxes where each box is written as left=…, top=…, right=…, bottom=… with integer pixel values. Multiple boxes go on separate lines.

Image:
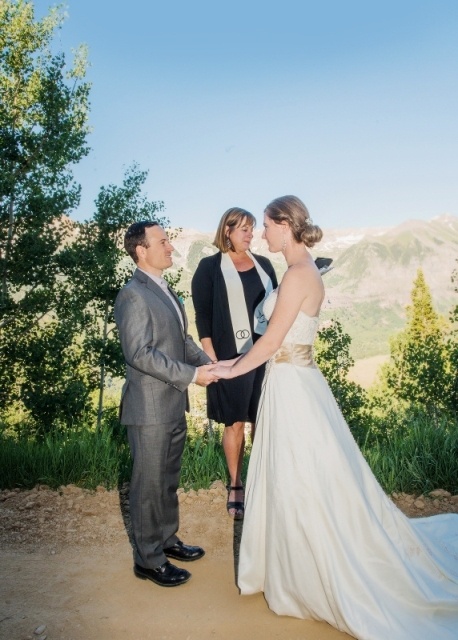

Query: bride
left=211, top=195, right=458, bottom=640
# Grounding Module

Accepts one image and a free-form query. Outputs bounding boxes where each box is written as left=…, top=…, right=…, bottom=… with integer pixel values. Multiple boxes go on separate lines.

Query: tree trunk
left=96, top=299, right=110, bottom=433
left=1, top=196, right=15, bottom=310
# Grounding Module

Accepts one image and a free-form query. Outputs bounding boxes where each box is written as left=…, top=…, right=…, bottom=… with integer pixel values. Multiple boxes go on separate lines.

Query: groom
left=114, top=221, right=217, bottom=587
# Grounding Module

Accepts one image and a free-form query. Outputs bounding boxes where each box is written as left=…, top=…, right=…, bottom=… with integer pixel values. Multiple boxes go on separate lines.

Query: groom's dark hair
left=124, top=221, right=159, bottom=263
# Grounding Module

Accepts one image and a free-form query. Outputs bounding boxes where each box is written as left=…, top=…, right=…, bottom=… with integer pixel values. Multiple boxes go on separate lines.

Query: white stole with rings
left=220, top=250, right=274, bottom=354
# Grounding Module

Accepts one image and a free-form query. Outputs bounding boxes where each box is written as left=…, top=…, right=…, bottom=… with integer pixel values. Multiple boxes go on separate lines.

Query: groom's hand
left=195, top=364, right=219, bottom=387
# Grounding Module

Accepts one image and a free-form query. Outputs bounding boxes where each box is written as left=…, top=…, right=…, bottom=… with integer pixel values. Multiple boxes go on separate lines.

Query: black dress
left=191, top=252, right=277, bottom=426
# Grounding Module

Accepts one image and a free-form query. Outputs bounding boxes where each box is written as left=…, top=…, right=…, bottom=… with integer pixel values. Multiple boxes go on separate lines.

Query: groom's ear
left=135, top=244, right=145, bottom=261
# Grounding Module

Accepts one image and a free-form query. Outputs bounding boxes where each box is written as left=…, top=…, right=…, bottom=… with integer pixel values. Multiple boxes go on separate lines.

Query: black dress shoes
left=163, top=540, right=205, bottom=562
left=134, top=561, right=191, bottom=587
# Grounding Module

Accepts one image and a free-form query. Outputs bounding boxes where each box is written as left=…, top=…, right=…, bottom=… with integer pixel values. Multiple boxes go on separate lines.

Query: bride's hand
left=210, top=365, right=230, bottom=379
left=210, top=358, right=239, bottom=379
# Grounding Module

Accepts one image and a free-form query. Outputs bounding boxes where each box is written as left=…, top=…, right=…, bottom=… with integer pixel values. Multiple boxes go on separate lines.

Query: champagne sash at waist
left=272, top=344, right=316, bottom=368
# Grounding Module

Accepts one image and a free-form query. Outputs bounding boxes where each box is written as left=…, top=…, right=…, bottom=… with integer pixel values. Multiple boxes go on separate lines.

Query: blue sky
left=35, top=0, right=458, bottom=231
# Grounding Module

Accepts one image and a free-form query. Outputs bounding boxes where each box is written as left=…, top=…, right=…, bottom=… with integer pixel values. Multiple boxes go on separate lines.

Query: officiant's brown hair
left=213, top=207, right=256, bottom=253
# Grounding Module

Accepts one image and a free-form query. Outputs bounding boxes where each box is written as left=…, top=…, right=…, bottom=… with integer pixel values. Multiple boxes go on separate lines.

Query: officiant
left=191, top=207, right=277, bottom=520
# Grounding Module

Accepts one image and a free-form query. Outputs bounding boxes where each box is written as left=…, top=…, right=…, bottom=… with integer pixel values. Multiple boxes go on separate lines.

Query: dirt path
left=1, top=483, right=457, bottom=640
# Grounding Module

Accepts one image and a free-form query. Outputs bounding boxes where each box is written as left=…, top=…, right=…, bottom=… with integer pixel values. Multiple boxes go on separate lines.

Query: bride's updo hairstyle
left=265, top=195, right=323, bottom=248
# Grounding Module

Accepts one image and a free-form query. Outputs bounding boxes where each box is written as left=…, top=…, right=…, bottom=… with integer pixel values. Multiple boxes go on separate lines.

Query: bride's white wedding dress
left=238, top=289, right=458, bottom=640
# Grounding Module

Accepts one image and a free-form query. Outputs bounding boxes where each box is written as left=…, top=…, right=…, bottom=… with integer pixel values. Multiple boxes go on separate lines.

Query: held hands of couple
left=195, top=364, right=220, bottom=387
left=196, top=357, right=241, bottom=385
left=208, top=358, right=238, bottom=380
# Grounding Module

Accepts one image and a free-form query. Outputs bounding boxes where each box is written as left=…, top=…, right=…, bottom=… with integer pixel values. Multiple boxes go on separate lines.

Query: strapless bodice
left=263, top=289, right=319, bottom=347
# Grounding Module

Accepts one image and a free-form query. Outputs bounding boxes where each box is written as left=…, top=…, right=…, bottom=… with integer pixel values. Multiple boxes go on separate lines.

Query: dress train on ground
left=238, top=292, right=458, bottom=640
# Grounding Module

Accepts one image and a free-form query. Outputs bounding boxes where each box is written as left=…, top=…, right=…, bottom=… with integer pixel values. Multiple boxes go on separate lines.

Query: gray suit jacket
left=114, top=269, right=211, bottom=426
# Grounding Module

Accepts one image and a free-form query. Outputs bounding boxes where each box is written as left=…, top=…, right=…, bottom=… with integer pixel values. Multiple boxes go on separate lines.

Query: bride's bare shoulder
left=284, top=260, right=321, bottom=285
left=275, top=260, right=323, bottom=318
left=281, top=261, right=324, bottom=306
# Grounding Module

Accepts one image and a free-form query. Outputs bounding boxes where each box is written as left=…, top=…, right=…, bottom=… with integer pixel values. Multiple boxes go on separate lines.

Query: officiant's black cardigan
left=191, top=251, right=277, bottom=360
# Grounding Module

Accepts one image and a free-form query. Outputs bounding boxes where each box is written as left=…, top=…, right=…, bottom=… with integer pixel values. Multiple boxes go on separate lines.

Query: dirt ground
left=1, top=482, right=457, bottom=640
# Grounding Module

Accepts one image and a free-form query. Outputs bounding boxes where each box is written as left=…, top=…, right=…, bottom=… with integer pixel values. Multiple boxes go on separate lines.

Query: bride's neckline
left=297, top=309, right=320, bottom=321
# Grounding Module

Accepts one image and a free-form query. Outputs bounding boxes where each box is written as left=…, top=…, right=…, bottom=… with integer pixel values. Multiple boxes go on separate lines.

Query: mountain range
left=171, top=214, right=458, bottom=359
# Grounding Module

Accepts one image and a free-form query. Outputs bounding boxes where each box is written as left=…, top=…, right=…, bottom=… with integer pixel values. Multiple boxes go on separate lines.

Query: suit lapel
left=133, top=269, right=186, bottom=335
left=166, top=285, right=188, bottom=333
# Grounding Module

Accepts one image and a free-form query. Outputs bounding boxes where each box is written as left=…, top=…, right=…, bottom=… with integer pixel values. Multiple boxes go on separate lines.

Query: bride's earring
left=282, top=231, right=287, bottom=252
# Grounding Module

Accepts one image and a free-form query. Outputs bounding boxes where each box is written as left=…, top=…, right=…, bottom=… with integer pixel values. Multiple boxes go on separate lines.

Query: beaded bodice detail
left=264, top=289, right=320, bottom=347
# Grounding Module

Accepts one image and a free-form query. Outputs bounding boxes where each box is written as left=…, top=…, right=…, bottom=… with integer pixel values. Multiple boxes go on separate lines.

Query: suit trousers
left=127, top=416, right=187, bottom=569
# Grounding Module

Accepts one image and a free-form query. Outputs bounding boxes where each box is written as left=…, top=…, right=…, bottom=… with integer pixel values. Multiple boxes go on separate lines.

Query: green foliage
left=315, top=319, right=368, bottom=441
left=0, top=0, right=90, bottom=427
left=447, top=260, right=458, bottom=411
left=0, top=5, right=185, bottom=436
left=374, top=269, right=455, bottom=417
left=319, top=301, right=404, bottom=359
left=164, top=265, right=188, bottom=302
left=59, top=164, right=168, bottom=430
left=17, top=321, right=95, bottom=434
left=0, top=423, right=131, bottom=490
left=2, top=410, right=457, bottom=496
left=362, top=413, right=458, bottom=494
left=180, top=418, right=229, bottom=489
left=0, top=417, right=230, bottom=491
left=0, top=0, right=90, bottom=312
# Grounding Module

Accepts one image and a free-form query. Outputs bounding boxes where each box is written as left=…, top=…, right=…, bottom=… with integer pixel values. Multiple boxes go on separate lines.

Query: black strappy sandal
left=226, top=485, right=244, bottom=520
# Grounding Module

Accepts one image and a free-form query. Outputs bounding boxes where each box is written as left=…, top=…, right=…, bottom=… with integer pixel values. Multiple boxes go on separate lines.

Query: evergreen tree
left=377, top=268, right=453, bottom=417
